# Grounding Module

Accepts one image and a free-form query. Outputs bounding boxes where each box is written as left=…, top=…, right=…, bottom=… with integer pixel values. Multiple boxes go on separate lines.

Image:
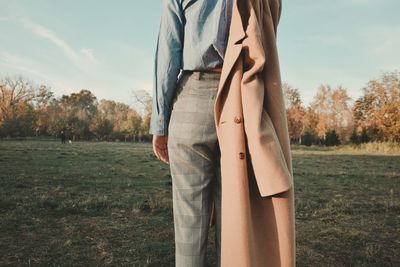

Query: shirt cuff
left=149, top=111, right=170, bottom=136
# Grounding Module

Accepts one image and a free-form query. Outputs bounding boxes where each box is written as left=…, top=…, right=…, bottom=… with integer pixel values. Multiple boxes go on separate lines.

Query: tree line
left=0, top=70, right=399, bottom=145
left=0, top=75, right=151, bottom=141
left=284, top=70, right=399, bottom=145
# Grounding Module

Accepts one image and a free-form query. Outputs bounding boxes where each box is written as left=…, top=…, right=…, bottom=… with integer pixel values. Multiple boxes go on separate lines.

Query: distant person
left=60, top=130, right=66, bottom=144
left=149, top=0, right=233, bottom=265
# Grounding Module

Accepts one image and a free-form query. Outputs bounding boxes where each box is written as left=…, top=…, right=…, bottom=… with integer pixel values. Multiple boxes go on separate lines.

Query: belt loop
left=196, top=72, right=201, bottom=80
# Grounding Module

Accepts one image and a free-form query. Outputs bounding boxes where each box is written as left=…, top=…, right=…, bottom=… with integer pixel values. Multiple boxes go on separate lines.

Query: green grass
left=0, top=141, right=399, bottom=266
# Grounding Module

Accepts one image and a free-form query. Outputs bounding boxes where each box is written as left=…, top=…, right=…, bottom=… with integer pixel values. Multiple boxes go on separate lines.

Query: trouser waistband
left=181, top=69, right=222, bottom=80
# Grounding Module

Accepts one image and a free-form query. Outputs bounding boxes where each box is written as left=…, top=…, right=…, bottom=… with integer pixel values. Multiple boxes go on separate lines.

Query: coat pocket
left=260, top=108, right=290, bottom=174
left=244, top=108, right=292, bottom=196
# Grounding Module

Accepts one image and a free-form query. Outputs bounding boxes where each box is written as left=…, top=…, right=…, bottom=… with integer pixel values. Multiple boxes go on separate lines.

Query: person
left=60, top=129, right=66, bottom=144
left=149, top=0, right=233, bottom=266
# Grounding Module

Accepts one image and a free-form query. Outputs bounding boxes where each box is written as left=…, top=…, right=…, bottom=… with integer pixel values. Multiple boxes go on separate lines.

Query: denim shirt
left=149, top=0, right=233, bottom=136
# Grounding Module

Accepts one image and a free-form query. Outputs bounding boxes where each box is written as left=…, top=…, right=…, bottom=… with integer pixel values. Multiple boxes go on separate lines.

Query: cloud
left=80, top=48, right=97, bottom=64
left=113, top=40, right=153, bottom=68
left=0, top=49, right=154, bottom=106
left=0, top=51, right=74, bottom=94
left=358, top=25, right=400, bottom=70
left=18, top=17, right=98, bottom=70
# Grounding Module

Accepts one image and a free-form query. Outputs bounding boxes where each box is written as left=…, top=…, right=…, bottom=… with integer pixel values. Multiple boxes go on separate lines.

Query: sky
left=0, top=0, right=399, bottom=110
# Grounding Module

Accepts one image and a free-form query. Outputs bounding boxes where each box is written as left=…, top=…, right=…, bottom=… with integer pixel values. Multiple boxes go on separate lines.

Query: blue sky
left=0, top=0, right=399, bottom=109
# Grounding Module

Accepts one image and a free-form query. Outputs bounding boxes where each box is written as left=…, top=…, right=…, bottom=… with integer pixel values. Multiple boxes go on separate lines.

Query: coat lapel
left=214, top=0, right=246, bottom=126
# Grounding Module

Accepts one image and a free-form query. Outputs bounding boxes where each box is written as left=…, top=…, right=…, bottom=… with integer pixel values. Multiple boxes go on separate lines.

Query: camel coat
left=208, top=0, right=296, bottom=266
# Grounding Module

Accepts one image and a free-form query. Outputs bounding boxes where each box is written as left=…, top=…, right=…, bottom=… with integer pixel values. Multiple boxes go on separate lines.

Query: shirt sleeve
left=149, top=0, right=185, bottom=136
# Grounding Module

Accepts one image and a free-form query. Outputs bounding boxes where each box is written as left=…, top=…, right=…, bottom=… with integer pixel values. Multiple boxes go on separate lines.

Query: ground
left=0, top=141, right=399, bottom=266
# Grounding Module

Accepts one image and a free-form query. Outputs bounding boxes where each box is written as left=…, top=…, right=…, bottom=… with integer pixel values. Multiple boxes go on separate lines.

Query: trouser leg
left=167, top=71, right=221, bottom=267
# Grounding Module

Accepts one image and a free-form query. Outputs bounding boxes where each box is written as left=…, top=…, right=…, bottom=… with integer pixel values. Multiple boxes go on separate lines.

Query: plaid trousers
left=168, top=70, right=222, bottom=267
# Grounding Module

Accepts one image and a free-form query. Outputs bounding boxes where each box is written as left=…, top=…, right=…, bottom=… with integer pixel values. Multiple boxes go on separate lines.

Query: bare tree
left=0, top=75, right=36, bottom=122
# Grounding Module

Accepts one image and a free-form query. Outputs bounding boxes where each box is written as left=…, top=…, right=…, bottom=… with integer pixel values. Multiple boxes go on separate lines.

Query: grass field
left=0, top=140, right=399, bottom=266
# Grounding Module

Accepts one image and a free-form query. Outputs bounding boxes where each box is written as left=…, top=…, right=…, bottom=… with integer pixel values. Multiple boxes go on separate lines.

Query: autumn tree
left=331, top=86, right=353, bottom=143
left=131, top=89, right=152, bottom=141
left=301, top=107, right=320, bottom=145
left=140, top=98, right=152, bottom=141
left=310, top=85, right=331, bottom=141
left=96, top=99, right=142, bottom=141
left=61, top=89, right=98, bottom=140
left=0, top=75, right=36, bottom=137
left=353, top=71, right=400, bottom=142
left=89, top=114, right=113, bottom=140
left=283, top=83, right=305, bottom=144
left=32, top=85, right=55, bottom=136
left=309, top=84, right=353, bottom=144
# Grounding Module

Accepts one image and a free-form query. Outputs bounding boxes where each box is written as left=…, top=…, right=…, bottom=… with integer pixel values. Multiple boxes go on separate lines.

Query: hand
left=152, top=134, right=170, bottom=164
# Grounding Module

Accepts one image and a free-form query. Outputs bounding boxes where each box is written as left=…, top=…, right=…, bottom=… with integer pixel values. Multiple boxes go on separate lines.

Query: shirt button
left=239, top=152, right=245, bottom=159
left=234, top=116, right=242, bottom=123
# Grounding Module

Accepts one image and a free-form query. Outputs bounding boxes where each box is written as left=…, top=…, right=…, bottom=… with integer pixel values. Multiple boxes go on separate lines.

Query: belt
left=183, top=67, right=222, bottom=74
left=204, top=67, right=222, bottom=73
left=181, top=69, right=222, bottom=80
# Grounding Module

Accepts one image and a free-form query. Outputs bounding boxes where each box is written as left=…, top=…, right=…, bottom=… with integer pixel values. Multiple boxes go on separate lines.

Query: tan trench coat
left=208, top=0, right=296, bottom=266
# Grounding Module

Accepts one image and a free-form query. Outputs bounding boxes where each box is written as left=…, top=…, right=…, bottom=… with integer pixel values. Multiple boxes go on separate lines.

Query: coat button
left=239, top=152, right=245, bottom=159
left=234, top=116, right=242, bottom=123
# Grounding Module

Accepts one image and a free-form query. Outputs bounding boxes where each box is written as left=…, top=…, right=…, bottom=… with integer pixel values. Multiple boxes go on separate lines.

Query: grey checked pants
left=168, top=70, right=222, bottom=267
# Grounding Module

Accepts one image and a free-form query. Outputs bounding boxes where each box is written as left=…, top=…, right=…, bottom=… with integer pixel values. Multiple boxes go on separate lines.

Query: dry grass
left=0, top=140, right=399, bottom=266
left=330, top=141, right=400, bottom=155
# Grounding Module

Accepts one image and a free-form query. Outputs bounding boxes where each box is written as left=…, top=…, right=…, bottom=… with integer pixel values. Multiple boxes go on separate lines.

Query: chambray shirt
left=149, top=0, right=233, bottom=136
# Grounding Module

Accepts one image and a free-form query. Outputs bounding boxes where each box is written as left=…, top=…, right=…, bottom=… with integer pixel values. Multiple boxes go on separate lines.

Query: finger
left=159, top=148, right=169, bottom=164
left=165, top=136, right=169, bottom=164
left=164, top=151, right=170, bottom=164
left=156, top=149, right=164, bottom=162
left=152, top=143, right=160, bottom=160
left=165, top=148, right=169, bottom=164
left=164, top=137, right=170, bottom=164
left=155, top=152, right=161, bottom=161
